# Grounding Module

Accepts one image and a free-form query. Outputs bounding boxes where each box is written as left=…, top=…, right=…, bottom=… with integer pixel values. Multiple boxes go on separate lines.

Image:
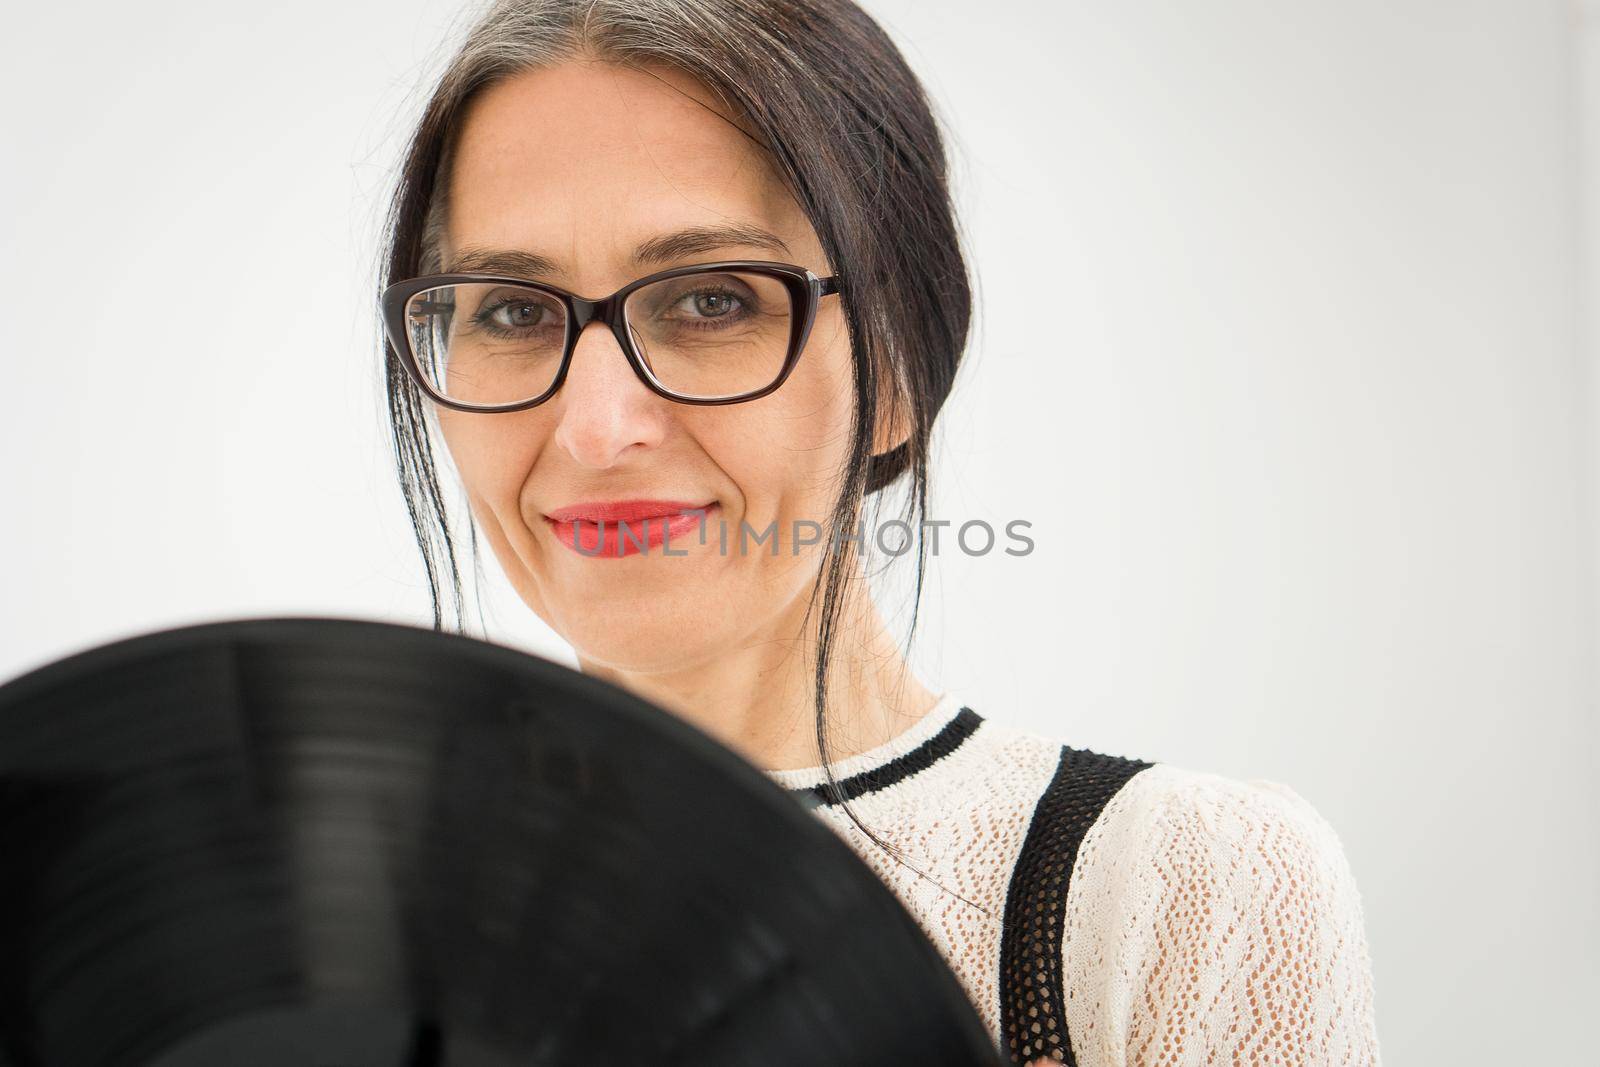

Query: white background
left=3, top=1, right=1596, bottom=1061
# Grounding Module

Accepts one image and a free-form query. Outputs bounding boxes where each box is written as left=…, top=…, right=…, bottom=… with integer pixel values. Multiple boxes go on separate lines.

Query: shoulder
left=962, top=727, right=1358, bottom=897
left=1072, top=761, right=1357, bottom=887
left=1057, top=761, right=1381, bottom=1066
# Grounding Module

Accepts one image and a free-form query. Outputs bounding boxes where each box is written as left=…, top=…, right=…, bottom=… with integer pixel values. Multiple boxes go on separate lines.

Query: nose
left=549, top=321, right=667, bottom=469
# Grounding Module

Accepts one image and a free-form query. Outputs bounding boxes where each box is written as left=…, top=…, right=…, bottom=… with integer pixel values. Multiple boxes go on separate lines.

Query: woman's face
left=434, top=58, right=870, bottom=674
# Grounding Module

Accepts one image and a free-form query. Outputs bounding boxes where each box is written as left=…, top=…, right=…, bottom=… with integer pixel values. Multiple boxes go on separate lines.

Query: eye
left=673, top=286, right=744, bottom=320
left=486, top=297, right=551, bottom=329
left=466, top=287, right=565, bottom=340
left=625, top=272, right=772, bottom=340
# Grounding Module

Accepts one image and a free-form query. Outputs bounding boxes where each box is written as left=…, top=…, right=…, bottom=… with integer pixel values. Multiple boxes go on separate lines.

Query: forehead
left=443, top=59, right=806, bottom=283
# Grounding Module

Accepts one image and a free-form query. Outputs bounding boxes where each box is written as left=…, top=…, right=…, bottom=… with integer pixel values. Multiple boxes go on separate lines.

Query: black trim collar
left=788, top=707, right=984, bottom=809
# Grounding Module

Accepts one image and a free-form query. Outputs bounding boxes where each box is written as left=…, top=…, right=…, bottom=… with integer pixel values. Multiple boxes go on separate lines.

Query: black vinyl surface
left=0, top=617, right=999, bottom=1067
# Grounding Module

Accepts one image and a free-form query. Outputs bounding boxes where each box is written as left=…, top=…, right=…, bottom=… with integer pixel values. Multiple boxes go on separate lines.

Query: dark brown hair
left=376, top=0, right=975, bottom=873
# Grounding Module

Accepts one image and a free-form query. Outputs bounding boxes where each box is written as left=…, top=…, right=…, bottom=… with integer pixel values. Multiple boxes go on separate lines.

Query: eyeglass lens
left=403, top=270, right=796, bottom=405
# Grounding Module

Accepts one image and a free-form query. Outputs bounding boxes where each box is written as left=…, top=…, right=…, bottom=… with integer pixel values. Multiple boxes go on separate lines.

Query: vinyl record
left=0, top=617, right=1000, bottom=1067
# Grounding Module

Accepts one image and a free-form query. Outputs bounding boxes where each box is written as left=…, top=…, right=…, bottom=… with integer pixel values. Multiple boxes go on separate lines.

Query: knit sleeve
left=1056, top=767, right=1382, bottom=1066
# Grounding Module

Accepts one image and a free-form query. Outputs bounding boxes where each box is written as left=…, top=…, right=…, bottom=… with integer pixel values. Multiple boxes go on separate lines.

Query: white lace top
left=761, top=692, right=1382, bottom=1066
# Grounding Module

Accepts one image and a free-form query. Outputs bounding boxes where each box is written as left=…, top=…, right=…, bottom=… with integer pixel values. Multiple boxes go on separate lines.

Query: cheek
left=788, top=319, right=856, bottom=470
left=721, top=323, right=855, bottom=525
left=436, top=410, right=542, bottom=510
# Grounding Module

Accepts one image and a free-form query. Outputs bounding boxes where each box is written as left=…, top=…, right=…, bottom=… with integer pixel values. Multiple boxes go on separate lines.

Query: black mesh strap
left=999, top=745, right=1154, bottom=1064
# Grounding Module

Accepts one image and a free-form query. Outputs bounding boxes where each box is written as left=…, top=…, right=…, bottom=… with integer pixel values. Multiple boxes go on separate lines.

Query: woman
left=377, top=1, right=1382, bottom=1063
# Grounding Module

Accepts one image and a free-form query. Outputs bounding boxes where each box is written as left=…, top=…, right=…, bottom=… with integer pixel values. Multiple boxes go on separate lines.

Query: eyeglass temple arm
left=818, top=275, right=841, bottom=296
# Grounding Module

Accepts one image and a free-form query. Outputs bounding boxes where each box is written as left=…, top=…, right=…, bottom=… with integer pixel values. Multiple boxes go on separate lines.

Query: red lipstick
left=543, top=499, right=716, bottom=558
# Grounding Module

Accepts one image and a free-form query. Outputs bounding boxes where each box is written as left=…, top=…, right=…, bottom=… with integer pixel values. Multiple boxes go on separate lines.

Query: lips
left=543, top=499, right=718, bottom=559
left=544, top=499, right=714, bottom=524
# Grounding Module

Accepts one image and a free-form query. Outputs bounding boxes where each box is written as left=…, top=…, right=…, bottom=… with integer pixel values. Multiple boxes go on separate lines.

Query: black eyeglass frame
left=381, top=259, right=843, bottom=413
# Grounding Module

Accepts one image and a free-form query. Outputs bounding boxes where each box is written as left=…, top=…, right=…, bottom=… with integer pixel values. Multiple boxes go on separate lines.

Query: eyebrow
left=443, top=223, right=792, bottom=277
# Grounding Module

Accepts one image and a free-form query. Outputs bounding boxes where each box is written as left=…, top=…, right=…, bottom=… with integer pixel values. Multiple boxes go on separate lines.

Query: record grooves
left=0, top=617, right=1000, bottom=1066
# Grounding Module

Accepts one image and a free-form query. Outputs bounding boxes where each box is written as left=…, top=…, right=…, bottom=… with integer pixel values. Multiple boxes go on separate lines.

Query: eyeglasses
left=381, top=260, right=842, bottom=412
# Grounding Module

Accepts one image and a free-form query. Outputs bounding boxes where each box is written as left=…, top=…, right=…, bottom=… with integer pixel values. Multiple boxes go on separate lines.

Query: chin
left=560, top=605, right=735, bottom=676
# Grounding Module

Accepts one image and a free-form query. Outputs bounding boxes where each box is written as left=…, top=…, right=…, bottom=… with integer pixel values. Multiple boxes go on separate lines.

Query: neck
left=575, top=572, right=938, bottom=772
